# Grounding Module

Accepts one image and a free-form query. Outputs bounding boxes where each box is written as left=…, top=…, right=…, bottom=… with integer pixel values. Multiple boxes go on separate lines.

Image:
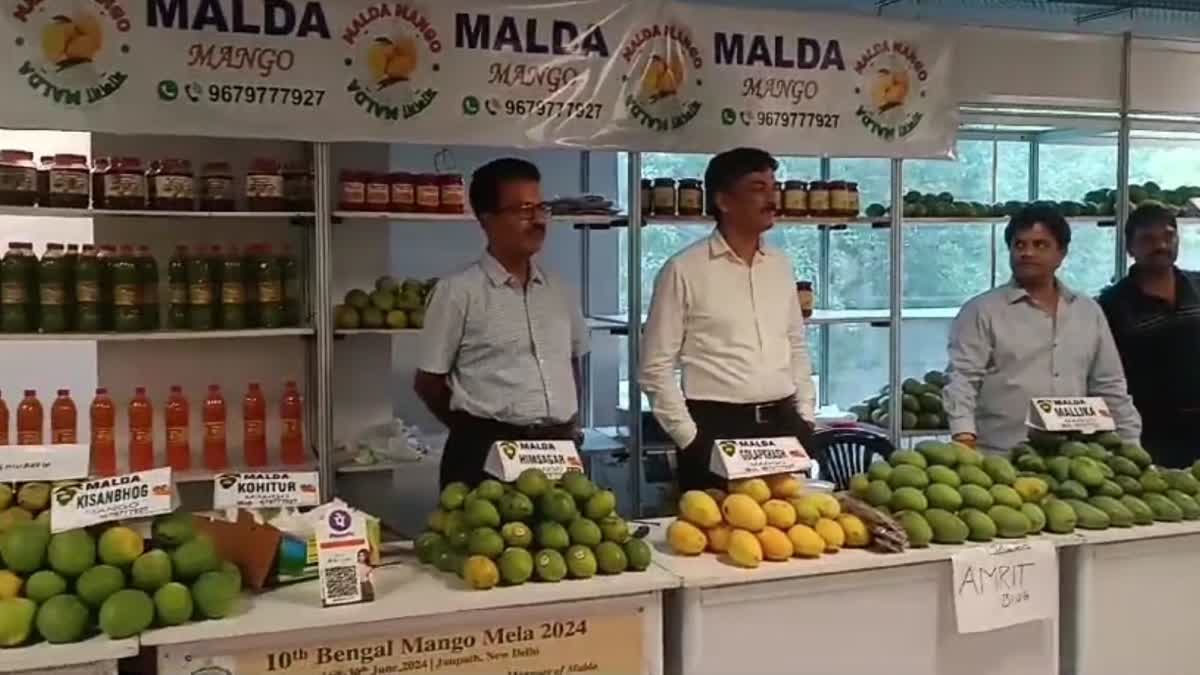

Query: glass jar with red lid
left=0, top=150, right=38, bottom=207
left=365, top=173, right=391, bottom=212
left=283, top=162, right=314, bottom=212
left=148, top=158, right=195, bottom=211
left=415, top=173, right=441, bottom=213
left=200, top=162, right=236, bottom=211
left=438, top=174, right=465, bottom=214
left=99, top=157, right=147, bottom=210
left=389, top=172, right=415, bottom=212
left=246, top=158, right=285, bottom=212
left=47, top=154, right=90, bottom=209
left=339, top=170, right=367, bottom=211
left=90, top=157, right=111, bottom=209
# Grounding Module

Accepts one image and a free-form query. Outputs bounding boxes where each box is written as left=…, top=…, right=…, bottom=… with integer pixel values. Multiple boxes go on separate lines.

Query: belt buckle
left=754, top=404, right=770, bottom=425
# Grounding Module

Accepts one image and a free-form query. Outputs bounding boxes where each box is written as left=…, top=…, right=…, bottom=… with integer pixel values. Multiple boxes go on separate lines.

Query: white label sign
left=1026, top=397, right=1115, bottom=434
left=709, top=437, right=812, bottom=479
left=315, top=505, right=373, bottom=608
left=212, top=472, right=320, bottom=509
left=485, top=440, right=583, bottom=481
left=50, top=467, right=175, bottom=533
left=0, top=444, right=89, bottom=481
left=951, top=539, right=1057, bottom=634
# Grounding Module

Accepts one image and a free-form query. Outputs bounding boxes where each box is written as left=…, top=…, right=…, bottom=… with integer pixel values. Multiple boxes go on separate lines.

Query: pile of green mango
left=848, top=440, right=1057, bottom=547
left=1013, top=429, right=1200, bottom=530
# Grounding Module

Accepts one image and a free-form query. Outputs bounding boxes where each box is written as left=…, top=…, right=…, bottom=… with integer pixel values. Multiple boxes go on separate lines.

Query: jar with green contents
left=167, top=244, right=188, bottom=329
left=256, top=243, right=284, bottom=328
left=279, top=243, right=300, bottom=327
left=220, top=245, right=246, bottom=330
left=75, top=244, right=102, bottom=332
left=111, top=245, right=142, bottom=332
left=187, top=246, right=215, bottom=330
left=38, top=243, right=68, bottom=333
left=136, top=245, right=159, bottom=330
left=1, top=243, right=29, bottom=332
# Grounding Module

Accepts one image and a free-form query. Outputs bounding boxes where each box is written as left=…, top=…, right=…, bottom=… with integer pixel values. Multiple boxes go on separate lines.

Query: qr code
left=322, top=565, right=358, bottom=603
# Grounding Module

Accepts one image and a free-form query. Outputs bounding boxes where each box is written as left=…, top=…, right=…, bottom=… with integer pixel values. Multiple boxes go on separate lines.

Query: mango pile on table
left=666, top=475, right=874, bottom=567
left=850, top=372, right=949, bottom=431
left=415, top=469, right=652, bottom=590
left=0, top=513, right=242, bottom=648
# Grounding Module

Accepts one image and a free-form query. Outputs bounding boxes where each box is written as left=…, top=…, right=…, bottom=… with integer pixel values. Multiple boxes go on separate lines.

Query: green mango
left=1043, top=499, right=1077, bottom=534
left=1105, top=455, right=1142, bottom=479
left=989, top=485, right=1023, bottom=510
left=1069, top=457, right=1106, bottom=488
left=1119, top=495, right=1154, bottom=525
left=958, top=465, right=993, bottom=489
left=1143, top=493, right=1183, bottom=522
left=924, top=509, right=968, bottom=545
left=1009, top=443, right=1038, bottom=462
left=1060, top=441, right=1090, bottom=458
left=1029, top=429, right=1069, bottom=453
left=982, top=456, right=1018, bottom=486
left=918, top=443, right=958, bottom=468
left=1046, top=456, right=1072, bottom=483
left=1115, top=475, right=1143, bottom=496
left=1084, top=443, right=1110, bottom=462
left=1038, top=474, right=1060, bottom=492
left=927, top=465, right=962, bottom=488
left=1118, top=443, right=1153, bottom=469
left=1097, top=480, right=1124, bottom=499
left=1055, top=480, right=1089, bottom=501
left=889, top=486, right=928, bottom=513
left=890, top=450, right=927, bottom=470
left=1065, top=499, right=1111, bottom=530
left=1094, top=432, right=1124, bottom=449
left=959, top=508, right=997, bottom=542
left=1164, top=470, right=1200, bottom=496
left=953, top=443, right=984, bottom=467
left=959, top=484, right=994, bottom=511
left=1015, top=453, right=1047, bottom=474
left=1021, top=503, right=1047, bottom=534
left=1088, top=496, right=1134, bottom=528
left=926, top=484, right=963, bottom=512
left=1166, top=490, right=1200, bottom=520
left=867, top=461, right=893, bottom=483
left=896, top=510, right=933, bottom=548
left=987, top=505, right=1031, bottom=538
left=888, top=464, right=930, bottom=490
left=1141, top=470, right=1169, bottom=494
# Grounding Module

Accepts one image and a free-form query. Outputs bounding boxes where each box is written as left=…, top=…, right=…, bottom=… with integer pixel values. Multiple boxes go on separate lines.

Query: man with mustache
left=944, top=205, right=1141, bottom=453
left=415, top=158, right=588, bottom=488
left=640, top=147, right=816, bottom=490
left=1099, top=203, right=1200, bottom=467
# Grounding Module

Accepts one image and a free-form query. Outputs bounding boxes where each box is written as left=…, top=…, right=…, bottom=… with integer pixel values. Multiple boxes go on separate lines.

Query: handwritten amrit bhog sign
left=951, top=539, right=1057, bottom=633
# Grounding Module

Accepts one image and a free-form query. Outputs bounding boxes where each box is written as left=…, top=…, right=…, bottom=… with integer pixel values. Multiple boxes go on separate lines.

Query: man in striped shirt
left=414, top=158, right=589, bottom=488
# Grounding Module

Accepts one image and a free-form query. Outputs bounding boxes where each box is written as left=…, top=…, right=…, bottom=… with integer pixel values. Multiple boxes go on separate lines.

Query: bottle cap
left=23, top=389, right=35, bottom=397
left=57, top=389, right=68, bottom=396
left=95, top=387, right=107, bottom=395
left=135, top=386, right=146, bottom=395
left=170, top=385, right=182, bottom=393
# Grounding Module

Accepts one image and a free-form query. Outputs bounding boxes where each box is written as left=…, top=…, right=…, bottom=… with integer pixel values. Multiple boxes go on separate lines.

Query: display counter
left=143, top=559, right=679, bottom=675
left=642, top=518, right=1081, bottom=675
left=0, top=636, right=137, bottom=675
left=1061, top=520, right=1200, bottom=675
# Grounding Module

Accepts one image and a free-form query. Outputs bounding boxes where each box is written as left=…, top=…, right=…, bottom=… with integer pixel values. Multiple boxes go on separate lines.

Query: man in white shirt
left=639, top=147, right=817, bottom=490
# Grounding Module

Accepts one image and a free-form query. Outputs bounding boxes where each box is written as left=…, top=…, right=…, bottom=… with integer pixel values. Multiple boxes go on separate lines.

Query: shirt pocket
left=688, top=268, right=746, bottom=343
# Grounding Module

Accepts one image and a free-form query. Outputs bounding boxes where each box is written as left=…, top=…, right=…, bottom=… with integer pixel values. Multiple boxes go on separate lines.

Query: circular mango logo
left=11, top=0, right=132, bottom=107
left=853, top=40, right=928, bottom=141
left=619, top=22, right=704, bottom=132
left=342, top=4, right=442, bottom=122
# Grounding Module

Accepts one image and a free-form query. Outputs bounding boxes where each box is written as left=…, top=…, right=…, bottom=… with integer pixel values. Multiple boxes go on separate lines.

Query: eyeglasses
left=494, top=202, right=553, bottom=221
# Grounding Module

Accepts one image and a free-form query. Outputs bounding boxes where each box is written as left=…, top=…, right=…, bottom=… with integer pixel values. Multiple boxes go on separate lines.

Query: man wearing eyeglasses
left=1099, top=203, right=1200, bottom=468
left=640, top=147, right=817, bottom=490
left=415, top=158, right=588, bottom=488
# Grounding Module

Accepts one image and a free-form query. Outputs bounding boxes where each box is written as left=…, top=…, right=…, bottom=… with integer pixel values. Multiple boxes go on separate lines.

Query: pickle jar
left=365, top=173, right=391, bottom=212
left=101, top=158, right=147, bottom=210
left=808, top=180, right=831, bottom=217
left=389, top=172, right=415, bottom=212
left=829, top=180, right=852, bottom=217
left=677, top=179, right=704, bottom=216
left=415, top=174, right=440, bottom=213
left=282, top=162, right=314, bottom=212
left=339, top=170, right=367, bottom=211
left=148, top=158, right=195, bottom=211
left=846, top=182, right=861, bottom=217
left=246, top=158, right=285, bottom=211
left=651, top=178, right=677, bottom=216
left=439, top=174, right=465, bottom=214
left=200, top=162, right=236, bottom=211
left=0, top=150, right=38, bottom=207
left=783, top=180, right=809, bottom=217
left=796, top=281, right=814, bottom=319
left=47, top=154, right=90, bottom=209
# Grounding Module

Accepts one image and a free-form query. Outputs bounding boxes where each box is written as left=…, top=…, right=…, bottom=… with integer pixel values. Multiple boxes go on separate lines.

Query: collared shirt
left=1098, top=266, right=1200, bottom=441
left=639, top=230, right=816, bottom=448
left=417, top=253, right=588, bottom=426
left=944, top=280, right=1141, bottom=453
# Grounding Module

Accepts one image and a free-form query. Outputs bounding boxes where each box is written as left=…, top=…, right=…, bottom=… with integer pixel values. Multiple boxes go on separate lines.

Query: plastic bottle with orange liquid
left=203, top=385, right=228, bottom=471
left=90, top=388, right=116, bottom=476
left=16, top=390, right=42, bottom=445
left=129, top=386, right=154, bottom=471
left=280, top=380, right=304, bottom=465
left=0, top=391, right=9, bottom=445
left=243, top=383, right=267, bottom=467
left=50, top=389, right=77, bottom=444
left=165, top=385, right=191, bottom=470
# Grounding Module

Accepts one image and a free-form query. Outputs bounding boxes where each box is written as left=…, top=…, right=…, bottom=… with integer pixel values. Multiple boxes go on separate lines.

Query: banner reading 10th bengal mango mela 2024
left=0, top=0, right=958, bottom=158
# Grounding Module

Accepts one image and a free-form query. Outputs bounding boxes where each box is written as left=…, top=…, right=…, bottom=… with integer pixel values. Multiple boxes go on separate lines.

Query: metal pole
left=579, top=151, right=592, bottom=427
left=990, top=137, right=999, bottom=289
left=888, top=159, right=904, bottom=445
left=313, top=142, right=335, bottom=502
left=1115, top=31, right=1132, bottom=282
left=817, top=157, right=832, bottom=408
left=626, top=152, right=643, bottom=515
left=1029, top=137, right=1039, bottom=202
